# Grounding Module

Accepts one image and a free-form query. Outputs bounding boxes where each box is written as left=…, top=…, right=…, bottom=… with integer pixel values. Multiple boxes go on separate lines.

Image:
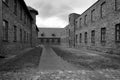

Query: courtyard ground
left=0, top=45, right=120, bottom=80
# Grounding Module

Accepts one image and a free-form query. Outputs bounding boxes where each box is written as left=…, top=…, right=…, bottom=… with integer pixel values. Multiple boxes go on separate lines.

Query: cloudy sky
left=24, top=0, right=97, bottom=28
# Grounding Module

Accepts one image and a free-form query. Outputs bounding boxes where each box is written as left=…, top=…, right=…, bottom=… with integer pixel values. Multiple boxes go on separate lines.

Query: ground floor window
left=91, top=30, right=95, bottom=44
left=115, top=24, right=120, bottom=42
left=84, top=32, right=87, bottom=44
left=3, top=20, right=8, bottom=41
left=101, top=27, right=106, bottom=45
left=79, top=33, right=82, bottom=43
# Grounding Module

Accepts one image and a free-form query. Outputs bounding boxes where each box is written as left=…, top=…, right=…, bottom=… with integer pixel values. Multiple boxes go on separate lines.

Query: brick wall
left=75, top=0, right=120, bottom=54
left=0, top=0, right=32, bottom=56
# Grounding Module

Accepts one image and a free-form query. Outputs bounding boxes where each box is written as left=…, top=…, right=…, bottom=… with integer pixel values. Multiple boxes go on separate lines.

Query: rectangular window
left=100, top=2, right=106, bottom=18
left=91, top=30, right=95, bottom=44
left=14, top=0, right=17, bottom=15
left=79, top=33, right=82, bottom=43
left=76, top=34, right=78, bottom=43
left=79, top=18, right=82, bottom=28
left=91, top=9, right=95, bottom=22
left=24, top=31, right=26, bottom=43
left=101, top=28, right=106, bottom=44
left=85, top=32, right=87, bottom=44
left=115, top=24, right=120, bottom=42
left=115, top=0, right=120, bottom=10
left=13, top=26, right=17, bottom=42
left=20, top=29, right=22, bottom=42
left=3, top=20, right=8, bottom=41
left=84, top=15, right=87, bottom=25
left=24, top=13, right=26, bottom=24
left=20, top=6, right=22, bottom=20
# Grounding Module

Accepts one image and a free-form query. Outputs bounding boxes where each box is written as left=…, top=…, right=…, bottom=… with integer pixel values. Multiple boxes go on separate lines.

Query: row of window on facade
left=2, top=0, right=31, bottom=25
left=77, top=0, right=120, bottom=28
left=3, top=20, right=30, bottom=43
left=76, top=24, right=120, bottom=45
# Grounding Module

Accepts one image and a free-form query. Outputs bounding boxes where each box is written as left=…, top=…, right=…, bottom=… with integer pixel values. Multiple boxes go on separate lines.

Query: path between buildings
left=38, top=45, right=78, bottom=72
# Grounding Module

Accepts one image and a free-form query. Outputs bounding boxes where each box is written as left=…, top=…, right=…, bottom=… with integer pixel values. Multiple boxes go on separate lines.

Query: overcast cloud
left=24, top=0, right=97, bottom=28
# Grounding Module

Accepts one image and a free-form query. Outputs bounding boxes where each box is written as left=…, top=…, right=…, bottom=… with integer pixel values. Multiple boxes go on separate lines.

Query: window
left=85, top=32, right=87, bottom=44
left=20, top=29, right=22, bottom=42
left=101, top=28, right=106, bottom=44
left=115, top=0, right=120, bottom=10
left=76, top=34, right=78, bottom=43
left=91, top=9, right=95, bottom=22
left=84, top=15, right=87, bottom=25
left=20, top=6, right=22, bottom=20
left=13, top=26, right=17, bottom=42
left=115, top=24, right=120, bottom=42
left=41, top=33, right=44, bottom=37
left=79, top=18, right=82, bottom=28
left=79, top=33, right=82, bottom=43
left=3, top=20, right=8, bottom=41
left=24, top=13, right=26, bottom=24
left=100, top=2, right=106, bottom=18
left=24, top=31, right=26, bottom=43
left=3, top=0, right=8, bottom=4
left=91, top=30, right=95, bottom=44
left=52, top=34, right=56, bottom=37
left=14, top=0, right=17, bottom=15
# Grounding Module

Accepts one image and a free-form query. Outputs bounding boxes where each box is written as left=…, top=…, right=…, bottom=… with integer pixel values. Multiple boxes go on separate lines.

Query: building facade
left=0, top=0, right=39, bottom=57
left=38, top=28, right=63, bottom=45
left=75, top=0, right=120, bottom=54
left=61, top=25, right=70, bottom=47
left=68, top=13, right=80, bottom=48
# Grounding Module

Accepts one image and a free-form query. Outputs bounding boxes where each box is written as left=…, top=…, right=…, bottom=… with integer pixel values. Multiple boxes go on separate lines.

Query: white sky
left=24, top=0, right=97, bottom=28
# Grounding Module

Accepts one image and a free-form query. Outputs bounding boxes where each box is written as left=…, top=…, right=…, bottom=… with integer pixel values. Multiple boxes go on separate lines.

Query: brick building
left=0, top=0, right=39, bottom=57
left=68, top=13, right=80, bottom=48
left=74, top=0, right=120, bottom=54
left=38, top=28, right=63, bottom=45
left=61, top=24, right=70, bottom=47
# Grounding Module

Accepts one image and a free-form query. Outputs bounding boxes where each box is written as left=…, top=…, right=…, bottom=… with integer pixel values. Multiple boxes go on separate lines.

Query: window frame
left=101, top=27, right=106, bottom=45
left=84, top=32, right=88, bottom=44
left=91, top=30, right=95, bottom=44
left=13, top=26, right=17, bottom=42
left=3, top=20, right=9, bottom=42
left=79, top=33, right=82, bottom=43
left=115, top=24, right=120, bottom=42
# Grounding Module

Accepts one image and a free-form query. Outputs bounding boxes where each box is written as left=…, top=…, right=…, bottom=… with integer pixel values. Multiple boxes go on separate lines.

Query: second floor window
left=91, top=9, right=95, bottom=22
left=100, top=2, right=106, bottom=18
left=115, top=24, right=120, bottom=42
left=84, top=15, right=87, bottom=25
left=14, top=0, right=17, bottom=15
left=3, top=20, right=8, bottom=41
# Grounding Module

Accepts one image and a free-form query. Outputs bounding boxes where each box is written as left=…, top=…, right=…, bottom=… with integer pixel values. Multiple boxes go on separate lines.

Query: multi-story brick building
left=28, top=7, right=39, bottom=47
left=75, top=0, right=120, bottom=54
left=68, top=13, right=80, bottom=48
left=0, top=0, right=39, bottom=57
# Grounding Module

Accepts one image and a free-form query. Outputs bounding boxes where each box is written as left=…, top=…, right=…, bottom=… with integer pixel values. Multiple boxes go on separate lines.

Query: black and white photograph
left=0, top=0, right=120, bottom=80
